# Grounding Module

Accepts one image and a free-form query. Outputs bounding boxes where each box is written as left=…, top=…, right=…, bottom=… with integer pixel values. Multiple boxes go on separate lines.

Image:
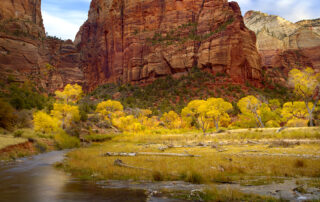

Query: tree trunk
left=199, top=116, right=207, bottom=135
left=258, top=116, right=265, bottom=128
left=202, top=127, right=206, bottom=135
left=305, top=100, right=315, bottom=127
left=309, top=113, right=314, bottom=127
left=254, top=111, right=264, bottom=128
left=215, top=120, right=219, bottom=131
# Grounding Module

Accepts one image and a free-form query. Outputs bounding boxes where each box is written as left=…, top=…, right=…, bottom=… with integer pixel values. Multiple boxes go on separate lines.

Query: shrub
left=54, top=132, right=80, bottom=149
left=80, top=110, right=88, bottom=122
left=33, top=111, right=60, bottom=134
left=14, top=110, right=33, bottom=128
left=152, top=171, right=164, bottom=181
left=185, top=171, right=204, bottom=184
left=286, top=119, right=308, bottom=127
left=0, top=99, right=17, bottom=130
left=7, top=83, right=47, bottom=110
left=265, top=120, right=280, bottom=128
left=35, top=141, right=48, bottom=153
left=13, top=130, right=24, bottom=138
left=84, top=134, right=114, bottom=142
left=294, top=159, right=305, bottom=168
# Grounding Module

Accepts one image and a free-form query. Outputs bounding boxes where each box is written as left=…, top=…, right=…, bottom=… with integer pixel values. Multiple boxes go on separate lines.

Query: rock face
left=244, top=11, right=320, bottom=78
left=76, top=0, right=262, bottom=90
left=0, top=0, right=262, bottom=92
left=0, top=0, right=84, bottom=92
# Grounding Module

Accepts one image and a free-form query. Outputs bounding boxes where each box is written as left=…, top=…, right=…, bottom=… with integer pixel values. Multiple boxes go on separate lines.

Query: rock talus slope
left=76, top=0, right=262, bottom=90
left=244, top=11, right=320, bottom=80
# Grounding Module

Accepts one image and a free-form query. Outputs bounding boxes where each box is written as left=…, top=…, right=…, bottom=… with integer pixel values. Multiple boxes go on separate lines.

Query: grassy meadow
left=61, top=127, right=320, bottom=183
left=0, top=135, right=27, bottom=150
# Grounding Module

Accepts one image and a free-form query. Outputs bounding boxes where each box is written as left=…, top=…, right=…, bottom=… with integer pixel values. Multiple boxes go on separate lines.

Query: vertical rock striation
left=76, top=0, right=262, bottom=90
left=0, top=0, right=262, bottom=92
left=0, top=0, right=84, bottom=92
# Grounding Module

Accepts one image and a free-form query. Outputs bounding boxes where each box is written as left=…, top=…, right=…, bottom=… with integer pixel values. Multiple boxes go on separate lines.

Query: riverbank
left=0, top=130, right=55, bottom=162
left=0, top=150, right=275, bottom=202
left=59, top=127, right=320, bottom=201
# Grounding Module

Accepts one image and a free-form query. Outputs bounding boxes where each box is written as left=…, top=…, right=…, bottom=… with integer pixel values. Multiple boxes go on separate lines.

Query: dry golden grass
left=0, top=135, right=27, bottom=150
left=62, top=128, right=320, bottom=184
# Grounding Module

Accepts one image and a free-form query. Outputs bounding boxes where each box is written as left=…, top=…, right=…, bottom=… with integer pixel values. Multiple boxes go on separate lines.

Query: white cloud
left=42, top=11, right=84, bottom=40
left=42, top=1, right=89, bottom=40
left=42, top=0, right=320, bottom=40
left=233, top=0, right=320, bottom=22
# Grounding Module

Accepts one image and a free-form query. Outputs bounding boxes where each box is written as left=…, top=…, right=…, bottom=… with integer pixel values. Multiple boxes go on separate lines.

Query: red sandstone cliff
left=0, top=0, right=84, bottom=92
left=76, top=0, right=262, bottom=90
left=0, top=0, right=262, bottom=92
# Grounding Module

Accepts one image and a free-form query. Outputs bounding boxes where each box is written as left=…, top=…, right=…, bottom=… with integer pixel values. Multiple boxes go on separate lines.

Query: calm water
left=1, top=150, right=318, bottom=201
left=0, top=151, right=148, bottom=202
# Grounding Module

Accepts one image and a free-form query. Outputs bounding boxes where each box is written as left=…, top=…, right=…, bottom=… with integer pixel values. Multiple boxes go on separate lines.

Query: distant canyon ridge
left=244, top=11, right=320, bottom=84
left=0, top=0, right=319, bottom=92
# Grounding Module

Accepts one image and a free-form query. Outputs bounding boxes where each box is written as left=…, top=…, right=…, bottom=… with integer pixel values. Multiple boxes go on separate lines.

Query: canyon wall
left=0, top=0, right=84, bottom=92
left=76, top=0, right=262, bottom=90
left=0, top=0, right=262, bottom=92
left=244, top=11, right=320, bottom=81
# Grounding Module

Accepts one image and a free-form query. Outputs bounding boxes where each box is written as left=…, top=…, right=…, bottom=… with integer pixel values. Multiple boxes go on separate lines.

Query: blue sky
left=42, top=0, right=320, bottom=40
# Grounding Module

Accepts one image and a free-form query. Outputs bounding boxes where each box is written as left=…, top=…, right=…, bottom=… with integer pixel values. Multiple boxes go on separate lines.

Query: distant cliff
left=244, top=11, right=320, bottom=81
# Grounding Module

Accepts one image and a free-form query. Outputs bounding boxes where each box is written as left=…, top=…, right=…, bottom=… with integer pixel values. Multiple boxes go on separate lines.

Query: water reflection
left=0, top=151, right=147, bottom=202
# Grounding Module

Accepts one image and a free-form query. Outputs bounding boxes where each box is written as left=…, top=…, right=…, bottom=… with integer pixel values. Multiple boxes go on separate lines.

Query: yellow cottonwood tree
left=135, top=109, right=160, bottom=129
left=265, top=99, right=283, bottom=127
left=113, top=115, right=142, bottom=132
left=182, top=100, right=209, bottom=134
left=289, top=68, right=320, bottom=126
left=237, top=95, right=270, bottom=128
left=182, top=99, right=233, bottom=134
left=142, top=116, right=160, bottom=130
left=33, top=111, right=60, bottom=134
left=205, top=98, right=233, bottom=131
left=281, top=101, right=312, bottom=122
left=55, top=84, right=83, bottom=104
left=51, top=103, right=80, bottom=129
left=96, top=100, right=124, bottom=126
left=161, top=111, right=182, bottom=129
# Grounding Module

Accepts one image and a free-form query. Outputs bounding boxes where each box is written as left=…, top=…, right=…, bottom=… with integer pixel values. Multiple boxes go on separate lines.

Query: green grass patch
left=0, top=135, right=27, bottom=150
left=83, top=134, right=115, bottom=142
left=54, top=132, right=80, bottom=149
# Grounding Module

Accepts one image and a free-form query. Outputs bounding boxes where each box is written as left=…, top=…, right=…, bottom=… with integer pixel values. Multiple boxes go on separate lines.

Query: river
left=0, top=151, right=150, bottom=202
left=0, top=150, right=319, bottom=202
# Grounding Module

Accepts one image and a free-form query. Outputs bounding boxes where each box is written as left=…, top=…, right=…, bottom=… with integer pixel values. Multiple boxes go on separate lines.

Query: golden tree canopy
left=161, top=111, right=181, bottom=129
left=51, top=103, right=80, bottom=128
left=33, top=111, right=61, bottom=134
left=96, top=100, right=124, bottom=122
left=55, top=84, right=83, bottom=104
left=289, top=68, right=320, bottom=100
left=282, top=101, right=312, bottom=121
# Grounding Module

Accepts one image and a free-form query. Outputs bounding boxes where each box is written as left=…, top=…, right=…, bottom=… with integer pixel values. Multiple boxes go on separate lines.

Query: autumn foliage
left=31, top=68, right=319, bottom=139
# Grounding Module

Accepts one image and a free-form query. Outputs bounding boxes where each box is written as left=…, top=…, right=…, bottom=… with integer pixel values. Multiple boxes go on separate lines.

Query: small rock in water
left=297, top=195, right=308, bottom=200
left=190, top=189, right=203, bottom=200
